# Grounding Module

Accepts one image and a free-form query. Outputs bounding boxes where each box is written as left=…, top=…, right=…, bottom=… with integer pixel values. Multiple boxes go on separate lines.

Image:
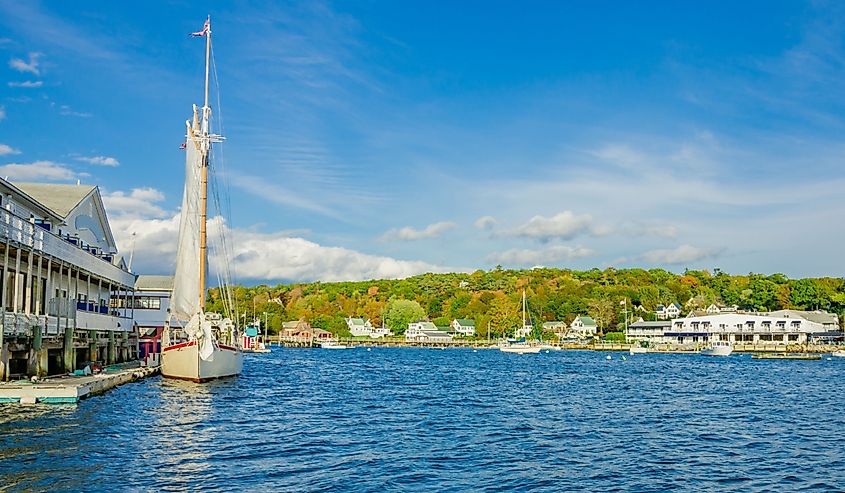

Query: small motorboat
left=320, top=340, right=350, bottom=350
left=832, top=349, right=845, bottom=358
left=700, top=340, right=733, bottom=357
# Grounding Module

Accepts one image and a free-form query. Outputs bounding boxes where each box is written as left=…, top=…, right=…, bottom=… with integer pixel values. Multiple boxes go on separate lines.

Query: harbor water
left=1, top=348, right=844, bottom=491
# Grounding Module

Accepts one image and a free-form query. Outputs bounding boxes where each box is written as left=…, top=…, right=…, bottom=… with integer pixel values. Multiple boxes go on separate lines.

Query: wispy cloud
left=228, top=173, right=341, bottom=219
left=8, top=51, right=41, bottom=75
left=102, top=187, right=167, bottom=219
left=0, top=144, right=21, bottom=156
left=636, top=244, right=721, bottom=265
left=487, top=245, right=594, bottom=267
left=8, top=80, right=42, bottom=88
left=380, top=221, right=457, bottom=242
left=500, top=211, right=601, bottom=241
left=76, top=155, right=118, bottom=166
left=0, top=160, right=75, bottom=181
left=59, top=105, right=92, bottom=117
left=474, top=215, right=496, bottom=230
left=0, top=105, right=5, bottom=121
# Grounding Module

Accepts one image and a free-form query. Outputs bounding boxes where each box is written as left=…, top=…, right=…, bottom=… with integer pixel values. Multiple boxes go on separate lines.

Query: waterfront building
left=767, top=309, right=840, bottom=331
left=346, top=317, right=373, bottom=336
left=656, top=303, right=682, bottom=320
left=0, top=180, right=136, bottom=379
left=569, top=316, right=598, bottom=338
left=543, top=321, right=567, bottom=339
left=667, top=313, right=825, bottom=345
left=282, top=320, right=311, bottom=339
left=406, top=321, right=453, bottom=343
left=626, top=319, right=671, bottom=342
left=120, top=275, right=172, bottom=367
left=346, top=316, right=392, bottom=338
left=451, top=319, right=476, bottom=336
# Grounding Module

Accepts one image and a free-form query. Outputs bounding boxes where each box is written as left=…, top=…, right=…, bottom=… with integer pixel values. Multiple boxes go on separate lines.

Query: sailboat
left=161, top=17, right=243, bottom=382
left=499, top=290, right=541, bottom=354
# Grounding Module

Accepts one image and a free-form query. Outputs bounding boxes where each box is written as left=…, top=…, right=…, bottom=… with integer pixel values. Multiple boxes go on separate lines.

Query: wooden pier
left=0, top=363, right=159, bottom=404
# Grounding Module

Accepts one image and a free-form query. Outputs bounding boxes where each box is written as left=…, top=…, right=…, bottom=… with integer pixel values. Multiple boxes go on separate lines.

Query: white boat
left=700, top=340, right=733, bottom=357
left=499, top=290, right=541, bottom=354
left=161, top=17, right=243, bottom=382
left=832, top=349, right=845, bottom=358
left=320, top=340, right=350, bottom=350
left=242, top=319, right=271, bottom=353
left=629, top=345, right=651, bottom=354
left=499, top=344, right=542, bottom=354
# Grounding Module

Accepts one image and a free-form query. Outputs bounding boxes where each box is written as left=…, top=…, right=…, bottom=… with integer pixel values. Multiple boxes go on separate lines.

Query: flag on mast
left=190, top=18, right=210, bottom=37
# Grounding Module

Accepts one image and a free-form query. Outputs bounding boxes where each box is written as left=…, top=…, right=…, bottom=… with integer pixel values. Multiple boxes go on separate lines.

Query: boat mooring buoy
left=621, top=355, right=627, bottom=361
left=606, top=355, right=612, bottom=360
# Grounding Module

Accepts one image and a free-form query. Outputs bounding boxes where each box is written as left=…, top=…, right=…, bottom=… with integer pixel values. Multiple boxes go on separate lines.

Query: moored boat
left=161, top=17, right=243, bottom=382
left=498, top=290, right=542, bottom=354
left=832, top=349, right=845, bottom=358
left=320, top=340, right=350, bottom=350
left=700, top=340, right=733, bottom=357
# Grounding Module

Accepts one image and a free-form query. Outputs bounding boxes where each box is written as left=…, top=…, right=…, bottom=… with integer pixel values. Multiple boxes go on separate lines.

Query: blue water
left=1, top=348, right=844, bottom=492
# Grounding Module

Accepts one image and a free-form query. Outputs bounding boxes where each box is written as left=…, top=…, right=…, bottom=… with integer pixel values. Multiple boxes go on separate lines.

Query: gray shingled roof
left=12, top=182, right=96, bottom=218
left=135, top=275, right=174, bottom=291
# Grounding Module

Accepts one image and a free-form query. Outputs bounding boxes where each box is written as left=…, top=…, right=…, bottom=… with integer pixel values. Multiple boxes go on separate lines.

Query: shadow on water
left=0, top=348, right=844, bottom=492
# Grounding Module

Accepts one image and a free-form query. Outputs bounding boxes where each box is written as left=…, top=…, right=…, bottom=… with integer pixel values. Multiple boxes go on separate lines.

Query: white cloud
left=9, top=52, right=42, bottom=75
left=76, top=155, right=119, bottom=166
left=474, top=215, right=497, bottom=230
left=622, top=222, right=678, bottom=239
left=637, top=244, right=720, bottom=265
left=8, top=80, right=43, bottom=88
left=380, top=221, right=457, bottom=241
left=487, top=245, right=594, bottom=266
left=59, top=105, right=92, bottom=117
left=0, top=160, right=75, bottom=181
left=0, top=105, right=6, bottom=121
left=503, top=211, right=596, bottom=241
left=102, top=187, right=167, bottom=219
left=109, top=211, right=452, bottom=282
left=0, top=144, right=21, bottom=156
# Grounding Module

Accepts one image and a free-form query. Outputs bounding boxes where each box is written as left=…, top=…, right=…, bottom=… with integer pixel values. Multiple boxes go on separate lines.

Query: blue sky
left=2, top=1, right=844, bottom=283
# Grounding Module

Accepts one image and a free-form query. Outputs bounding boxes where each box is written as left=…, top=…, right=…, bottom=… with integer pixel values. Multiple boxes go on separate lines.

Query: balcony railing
left=0, top=209, right=135, bottom=287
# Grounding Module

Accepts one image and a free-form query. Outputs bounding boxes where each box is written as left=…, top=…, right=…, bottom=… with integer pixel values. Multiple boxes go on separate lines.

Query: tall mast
left=198, top=15, right=211, bottom=312
left=522, top=289, right=526, bottom=328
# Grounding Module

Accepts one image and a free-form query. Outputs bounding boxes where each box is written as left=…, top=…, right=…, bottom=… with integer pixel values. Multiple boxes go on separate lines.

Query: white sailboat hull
left=499, top=345, right=542, bottom=354
left=629, top=346, right=651, bottom=354
left=162, top=341, right=243, bottom=382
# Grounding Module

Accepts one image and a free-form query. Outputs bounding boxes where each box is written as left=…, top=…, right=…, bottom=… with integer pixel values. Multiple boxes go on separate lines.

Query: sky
left=1, top=1, right=845, bottom=284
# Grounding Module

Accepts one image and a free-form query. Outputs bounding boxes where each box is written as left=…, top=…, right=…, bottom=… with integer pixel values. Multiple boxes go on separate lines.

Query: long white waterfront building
left=0, top=180, right=136, bottom=379
left=666, top=313, right=826, bottom=345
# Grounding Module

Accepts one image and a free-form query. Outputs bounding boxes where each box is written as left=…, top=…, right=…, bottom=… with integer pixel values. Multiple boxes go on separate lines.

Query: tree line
left=206, top=268, right=845, bottom=338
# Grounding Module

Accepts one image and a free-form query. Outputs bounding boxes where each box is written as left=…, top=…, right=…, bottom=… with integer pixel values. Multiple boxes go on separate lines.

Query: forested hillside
left=207, top=268, right=845, bottom=338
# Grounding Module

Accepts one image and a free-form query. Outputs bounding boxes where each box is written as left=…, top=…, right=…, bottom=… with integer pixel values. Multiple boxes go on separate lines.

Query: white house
left=450, top=319, right=476, bottom=336
left=569, top=316, right=598, bottom=338
left=656, top=303, right=682, bottom=320
left=346, top=317, right=391, bottom=338
left=666, top=313, right=825, bottom=345
left=705, top=304, right=739, bottom=314
left=406, top=321, right=453, bottom=342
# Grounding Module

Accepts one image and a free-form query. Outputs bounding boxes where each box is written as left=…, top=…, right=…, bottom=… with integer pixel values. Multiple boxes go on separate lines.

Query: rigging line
left=209, top=42, right=240, bottom=325
left=208, top=43, right=237, bottom=321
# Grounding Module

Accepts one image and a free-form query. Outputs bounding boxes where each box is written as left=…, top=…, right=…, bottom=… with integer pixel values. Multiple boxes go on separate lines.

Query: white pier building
left=0, top=180, right=136, bottom=379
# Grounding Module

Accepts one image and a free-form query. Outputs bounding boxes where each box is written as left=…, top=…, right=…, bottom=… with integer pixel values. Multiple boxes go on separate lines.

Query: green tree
left=384, top=299, right=425, bottom=335
left=488, top=295, right=520, bottom=338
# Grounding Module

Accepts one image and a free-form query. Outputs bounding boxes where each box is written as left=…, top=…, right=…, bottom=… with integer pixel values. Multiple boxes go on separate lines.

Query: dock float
left=0, top=364, right=160, bottom=404
left=751, top=353, right=823, bottom=360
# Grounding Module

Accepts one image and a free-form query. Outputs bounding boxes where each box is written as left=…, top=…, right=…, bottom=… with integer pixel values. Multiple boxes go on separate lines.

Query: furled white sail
left=171, top=106, right=204, bottom=321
